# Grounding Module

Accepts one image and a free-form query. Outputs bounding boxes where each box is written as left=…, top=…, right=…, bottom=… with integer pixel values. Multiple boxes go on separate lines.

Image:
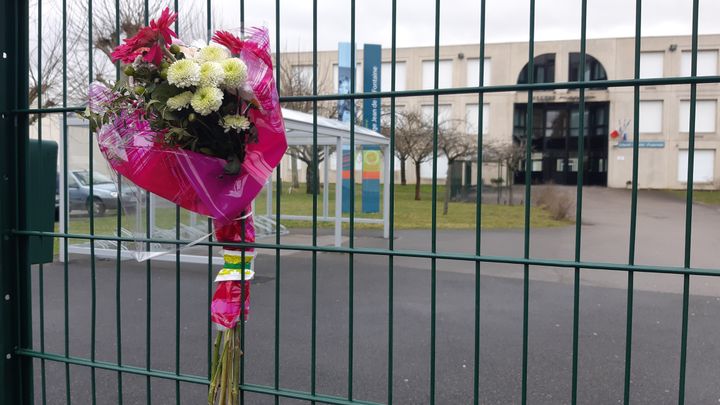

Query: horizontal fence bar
left=16, top=349, right=208, bottom=386
left=16, top=350, right=382, bottom=405
left=13, top=229, right=720, bottom=277
left=240, top=384, right=382, bottom=405
left=280, top=215, right=384, bottom=224
left=11, top=75, right=720, bottom=114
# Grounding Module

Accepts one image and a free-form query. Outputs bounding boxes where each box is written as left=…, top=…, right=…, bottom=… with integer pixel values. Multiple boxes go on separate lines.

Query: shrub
left=534, top=185, right=575, bottom=221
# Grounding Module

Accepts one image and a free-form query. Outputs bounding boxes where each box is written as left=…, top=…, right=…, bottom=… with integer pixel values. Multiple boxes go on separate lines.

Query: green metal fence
left=1, top=0, right=720, bottom=404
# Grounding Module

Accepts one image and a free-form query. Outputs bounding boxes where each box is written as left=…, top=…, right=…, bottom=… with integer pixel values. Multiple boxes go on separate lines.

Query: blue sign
left=362, top=44, right=381, bottom=132
left=338, top=42, right=354, bottom=213
left=362, top=44, right=382, bottom=213
left=616, top=140, right=665, bottom=149
left=337, top=42, right=353, bottom=124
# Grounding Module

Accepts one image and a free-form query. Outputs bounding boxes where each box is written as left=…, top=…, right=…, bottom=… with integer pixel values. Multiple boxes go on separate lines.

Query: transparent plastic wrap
left=123, top=186, right=215, bottom=262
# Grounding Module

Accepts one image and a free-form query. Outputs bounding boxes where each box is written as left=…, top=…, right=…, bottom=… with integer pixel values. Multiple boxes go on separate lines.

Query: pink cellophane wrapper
left=90, top=27, right=287, bottom=225
left=211, top=281, right=250, bottom=328
left=211, top=216, right=255, bottom=328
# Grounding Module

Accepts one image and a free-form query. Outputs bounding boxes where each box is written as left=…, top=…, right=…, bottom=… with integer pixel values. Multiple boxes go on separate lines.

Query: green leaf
left=161, top=108, right=181, bottom=121
left=151, top=83, right=183, bottom=103
left=223, top=154, right=241, bottom=175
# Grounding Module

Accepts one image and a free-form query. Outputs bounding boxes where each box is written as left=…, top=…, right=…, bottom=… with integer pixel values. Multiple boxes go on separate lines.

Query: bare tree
left=28, top=0, right=88, bottom=123
left=438, top=119, right=478, bottom=214
left=483, top=139, right=526, bottom=205
left=381, top=108, right=417, bottom=186
left=28, top=32, right=65, bottom=125
left=481, top=140, right=505, bottom=204
left=71, top=0, right=206, bottom=60
left=278, top=58, right=336, bottom=194
left=29, top=1, right=207, bottom=119
left=391, top=109, right=434, bottom=201
left=500, top=141, right=526, bottom=206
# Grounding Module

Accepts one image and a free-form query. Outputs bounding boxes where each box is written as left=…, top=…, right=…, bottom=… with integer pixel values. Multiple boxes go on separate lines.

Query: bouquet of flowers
left=86, top=8, right=286, bottom=405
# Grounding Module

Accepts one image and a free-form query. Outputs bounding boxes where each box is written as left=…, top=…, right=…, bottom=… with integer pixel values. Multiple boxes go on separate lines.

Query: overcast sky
left=31, top=0, right=720, bottom=53
left=203, top=0, right=720, bottom=52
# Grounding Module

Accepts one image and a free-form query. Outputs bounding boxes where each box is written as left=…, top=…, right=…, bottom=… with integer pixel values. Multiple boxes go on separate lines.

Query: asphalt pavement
left=28, top=187, right=720, bottom=404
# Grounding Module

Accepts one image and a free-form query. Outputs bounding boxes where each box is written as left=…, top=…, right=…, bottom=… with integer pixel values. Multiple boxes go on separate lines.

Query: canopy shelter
left=59, top=108, right=389, bottom=263
left=273, top=108, right=391, bottom=247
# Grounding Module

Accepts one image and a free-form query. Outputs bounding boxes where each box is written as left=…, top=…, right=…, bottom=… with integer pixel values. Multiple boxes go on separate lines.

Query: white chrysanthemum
left=220, top=114, right=251, bottom=132
left=190, top=87, right=224, bottom=116
left=166, top=59, right=200, bottom=88
left=221, top=58, right=248, bottom=88
left=198, top=62, right=225, bottom=87
left=197, top=45, right=230, bottom=62
left=166, top=91, right=193, bottom=110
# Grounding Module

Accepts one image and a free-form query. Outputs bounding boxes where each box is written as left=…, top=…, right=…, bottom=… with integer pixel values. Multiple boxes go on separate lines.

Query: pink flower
left=212, top=31, right=244, bottom=55
left=149, top=7, right=178, bottom=45
left=212, top=29, right=273, bottom=69
left=111, top=7, right=178, bottom=66
left=143, top=44, right=165, bottom=66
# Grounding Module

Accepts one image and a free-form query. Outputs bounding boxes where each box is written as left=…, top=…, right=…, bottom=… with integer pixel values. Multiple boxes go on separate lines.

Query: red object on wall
left=610, top=129, right=620, bottom=139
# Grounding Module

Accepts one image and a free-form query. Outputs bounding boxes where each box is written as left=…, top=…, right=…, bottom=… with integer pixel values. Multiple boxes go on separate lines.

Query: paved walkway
left=30, top=186, right=720, bottom=404
left=279, top=186, right=720, bottom=295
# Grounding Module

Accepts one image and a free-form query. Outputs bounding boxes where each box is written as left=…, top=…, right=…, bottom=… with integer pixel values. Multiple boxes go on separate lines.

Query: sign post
left=361, top=44, right=382, bottom=213
left=338, top=42, right=353, bottom=213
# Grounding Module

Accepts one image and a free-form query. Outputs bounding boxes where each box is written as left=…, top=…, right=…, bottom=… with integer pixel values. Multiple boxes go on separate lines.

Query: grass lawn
left=667, top=190, right=720, bottom=205
left=56, top=183, right=570, bottom=251
left=253, top=183, right=568, bottom=230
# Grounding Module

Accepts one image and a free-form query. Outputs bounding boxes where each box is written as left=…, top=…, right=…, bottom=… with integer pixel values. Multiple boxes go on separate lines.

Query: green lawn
left=56, top=183, right=570, bottom=244
left=257, top=183, right=568, bottom=230
left=667, top=190, right=720, bottom=205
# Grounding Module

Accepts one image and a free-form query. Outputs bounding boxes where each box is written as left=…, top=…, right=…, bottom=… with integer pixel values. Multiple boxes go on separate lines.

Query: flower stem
left=217, top=332, right=230, bottom=405
left=208, top=331, right=226, bottom=405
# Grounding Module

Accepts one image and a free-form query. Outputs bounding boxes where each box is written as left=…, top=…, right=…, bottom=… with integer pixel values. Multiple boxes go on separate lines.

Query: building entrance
left=513, top=102, right=609, bottom=186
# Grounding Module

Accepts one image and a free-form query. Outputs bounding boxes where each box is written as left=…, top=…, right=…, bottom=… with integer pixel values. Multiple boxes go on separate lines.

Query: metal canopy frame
left=274, top=108, right=391, bottom=246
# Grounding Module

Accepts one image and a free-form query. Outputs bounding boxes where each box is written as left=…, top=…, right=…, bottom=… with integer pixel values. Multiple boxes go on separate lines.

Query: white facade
left=285, top=34, right=720, bottom=189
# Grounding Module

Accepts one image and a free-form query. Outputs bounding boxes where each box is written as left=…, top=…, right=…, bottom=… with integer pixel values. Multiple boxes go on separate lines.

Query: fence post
left=0, top=0, right=32, bottom=403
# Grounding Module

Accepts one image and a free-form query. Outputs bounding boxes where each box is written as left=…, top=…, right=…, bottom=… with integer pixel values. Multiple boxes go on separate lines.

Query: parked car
left=56, top=170, right=136, bottom=216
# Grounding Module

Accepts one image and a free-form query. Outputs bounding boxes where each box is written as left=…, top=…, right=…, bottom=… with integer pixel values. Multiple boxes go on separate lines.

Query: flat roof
left=67, top=108, right=389, bottom=147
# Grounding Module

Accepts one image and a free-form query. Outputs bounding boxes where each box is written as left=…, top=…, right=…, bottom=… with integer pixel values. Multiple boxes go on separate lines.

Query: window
left=517, top=53, right=555, bottom=84
left=679, top=100, right=717, bottom=133
left=678, top=149, right=715, bottom=183
left=381, top=62, right=406, bottom=92
left=421, top=104, right=452, bottom=129
left=640, top=52, right=664, bottom=79
left=466, top=58, right=491, bottom=87
left=591, top=106, right=608, bottom=136
left=513, top=107, right=526, bottom=138
left=67, top=174, right=78, bottom=188
left=681, top=50, right=718, bottom=76
left=568, top=157, right=579, bottom=172
left=422, top=60, right=452, bottom=89
left=547, top=109, right=569, bottom=138
left=639, top=100, right=663, bottom=133
left=568, top=53, right=607, bottom=84
left=465, top=103, right=490, bottom=134
left=569, top=110, right=589, bottom=137
left=333, top=63, right=363, bottom=92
